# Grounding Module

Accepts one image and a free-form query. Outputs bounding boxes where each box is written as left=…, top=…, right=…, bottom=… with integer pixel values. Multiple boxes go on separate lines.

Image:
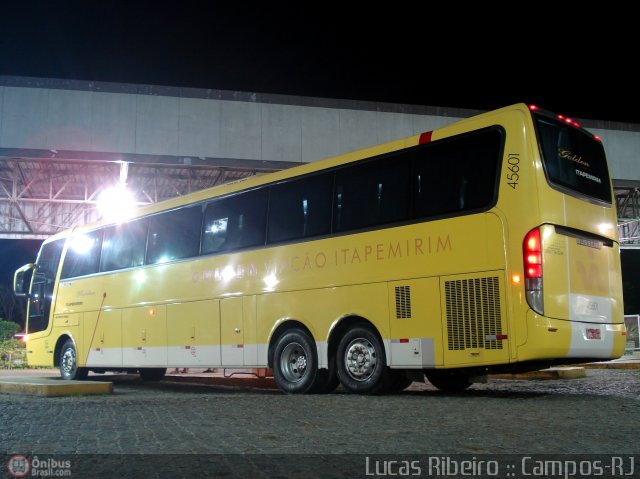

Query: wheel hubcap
left=344, top=338, right=377, bottom=381
left=61, top=348, right=76, bottom=375
left=280, top=342, right=308, bottom=383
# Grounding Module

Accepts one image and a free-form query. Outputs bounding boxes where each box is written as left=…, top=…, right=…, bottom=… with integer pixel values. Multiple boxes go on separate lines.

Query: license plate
left=586, top=328, right=601, bottom=340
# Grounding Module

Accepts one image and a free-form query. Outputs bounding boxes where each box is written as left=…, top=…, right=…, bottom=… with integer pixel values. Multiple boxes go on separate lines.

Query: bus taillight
left=523, top=228, right=544, bottom=315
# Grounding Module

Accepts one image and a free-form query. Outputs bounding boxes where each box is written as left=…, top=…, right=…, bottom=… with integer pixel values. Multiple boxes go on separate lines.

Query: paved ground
left=0, top=362, right=639, bottom=478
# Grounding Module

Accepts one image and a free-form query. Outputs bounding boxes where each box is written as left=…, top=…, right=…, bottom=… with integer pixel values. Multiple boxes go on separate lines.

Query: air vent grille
left=395, top=286, right=411, bottom=319
left=445, top=276, right=502, bottom=350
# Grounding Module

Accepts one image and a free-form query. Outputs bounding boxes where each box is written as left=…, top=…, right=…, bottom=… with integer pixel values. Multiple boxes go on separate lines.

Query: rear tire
left=139, top=368, right=167, bottom=381
left=336, top=324, right=388, bottom=394
left=426, top=371, right=472, bottom=392
left=59, top=339, right=88, bottom=381
left=273, top=329, right=324, bottom=394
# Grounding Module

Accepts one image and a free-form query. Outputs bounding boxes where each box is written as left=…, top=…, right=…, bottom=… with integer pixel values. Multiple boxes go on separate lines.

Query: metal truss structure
left=0, top=155, right=289, bottom=239
left=616, top=180, right=640, bottom=248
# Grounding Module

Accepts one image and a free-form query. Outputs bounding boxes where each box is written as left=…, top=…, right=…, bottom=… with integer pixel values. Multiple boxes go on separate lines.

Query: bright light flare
left=263, top=273, right=279, bottom=291
left=221, top=265, right=236, bottom=282
left=70, top=234, right=94, bottom=254
left=598, top=223, right=614, bottom=236
left=97, top=184, right=136, bottom=223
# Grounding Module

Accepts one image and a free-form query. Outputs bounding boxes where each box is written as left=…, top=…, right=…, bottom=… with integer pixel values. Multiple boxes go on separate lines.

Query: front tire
left=59, top=339, right=88, bottom=381
left=273, top=329, right=323, bottom=394
left=336, top=324, right=388, bottom=394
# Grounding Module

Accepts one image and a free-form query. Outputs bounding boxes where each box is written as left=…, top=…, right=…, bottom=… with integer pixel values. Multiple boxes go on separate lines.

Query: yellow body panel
left=21, top=104, right=625, bottom=375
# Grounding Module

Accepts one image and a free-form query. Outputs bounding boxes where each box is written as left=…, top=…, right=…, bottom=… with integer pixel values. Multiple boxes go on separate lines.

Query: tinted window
left=334, top=155, right=411, bottom=232
left=147, top=205, right=202, bottom=264
left=28, top=239, right=64, bottom=333
left=202, top=189, right=268, bottom=254
left=100, top=219, right=148, bottom=272
left=535, top=116, right=611, bottom=203
left=414, top=128, right=502, bottom=218
left=61, top=230, right=103, bottom=279
left=268, top=174, right=332, bottom=243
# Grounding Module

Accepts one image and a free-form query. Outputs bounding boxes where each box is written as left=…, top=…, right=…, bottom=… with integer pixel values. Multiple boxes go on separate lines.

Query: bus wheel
left=336, top=325, right=388, bottom=394
left=59, top=339, right=88, bottom=381
left=273, top=329, right=320, bottom=394
left=139, top=368, right=167, bottom=381
left=425, top=371, right=472, bottom=392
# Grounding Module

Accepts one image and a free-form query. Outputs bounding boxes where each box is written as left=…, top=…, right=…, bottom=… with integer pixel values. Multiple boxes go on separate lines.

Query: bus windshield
left=535, top=114, right=611, bottom=204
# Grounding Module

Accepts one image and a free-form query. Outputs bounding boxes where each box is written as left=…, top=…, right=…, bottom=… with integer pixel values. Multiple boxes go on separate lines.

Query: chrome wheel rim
left=61, top=347, right=76, bottom=376
left=344, top=337, right=377, bottom=381
left=279, top=342, right=308, bottom=383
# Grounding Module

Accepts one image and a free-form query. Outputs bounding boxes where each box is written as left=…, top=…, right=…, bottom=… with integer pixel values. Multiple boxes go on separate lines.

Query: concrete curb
left=489, top=367, right=586, bottom=380
left=0, top=377, right=113, bottom=397
left=580, top=361, right=640, bottom=370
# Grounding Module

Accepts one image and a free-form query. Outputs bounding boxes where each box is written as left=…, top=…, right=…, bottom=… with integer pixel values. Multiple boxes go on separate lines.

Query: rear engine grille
left=445, top=276, right=502, bottom=350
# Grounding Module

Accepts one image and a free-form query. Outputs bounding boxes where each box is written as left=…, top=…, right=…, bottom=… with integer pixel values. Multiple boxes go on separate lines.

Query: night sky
left=0, top=2, right=638, bottom=290
left=1, top=2, right=638, bottom=122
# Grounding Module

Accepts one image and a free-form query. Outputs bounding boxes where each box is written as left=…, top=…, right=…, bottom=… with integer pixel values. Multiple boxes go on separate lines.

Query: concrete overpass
left=1, top=75, right=639, bottom=242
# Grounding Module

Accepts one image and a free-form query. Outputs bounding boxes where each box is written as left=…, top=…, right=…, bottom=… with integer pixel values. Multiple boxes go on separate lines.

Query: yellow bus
left=14, top=103, right=626, bottom=393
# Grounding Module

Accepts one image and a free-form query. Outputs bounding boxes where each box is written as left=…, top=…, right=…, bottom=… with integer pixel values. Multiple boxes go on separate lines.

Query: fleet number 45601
left=506, top=153, right=520, bottom=189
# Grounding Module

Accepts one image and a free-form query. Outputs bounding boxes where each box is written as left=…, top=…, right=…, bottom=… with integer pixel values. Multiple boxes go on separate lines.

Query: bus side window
left=267, top=173, right=332, bottom=244
left=333, top=154, right=410, bottom=232
left=61, top=230, right=103, bottom=279
left=100, top=219, right=148, bottom=272
left=147, top=205, right=203, bottom=264
left=202, top=189, right=268, bottom=254
left=414, top=128, right=502, bottom=219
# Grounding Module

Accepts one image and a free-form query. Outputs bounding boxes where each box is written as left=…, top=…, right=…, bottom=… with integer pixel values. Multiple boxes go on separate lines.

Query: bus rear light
left=523, top=228, right=544, bottom=315
left=555, top=113, right=582, bottom=128
left=528, top=104, right=539, bottom=111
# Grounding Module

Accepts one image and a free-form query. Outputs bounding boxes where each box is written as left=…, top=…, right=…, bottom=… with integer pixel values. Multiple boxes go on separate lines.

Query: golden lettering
left=558, top=147, right=590, bottom=168
left=388, top=242, right=402, bottom=258
left=415, top=238, right=424, bottom=255
left=437, top=235, right=452, bottom=252
left=291, top=256, right=301, bottom=271
left=248, top=264, right=258, bottom=276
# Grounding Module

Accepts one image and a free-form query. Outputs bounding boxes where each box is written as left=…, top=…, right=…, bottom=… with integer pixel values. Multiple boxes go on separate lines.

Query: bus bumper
left=517, top=310, right=626, bottom=362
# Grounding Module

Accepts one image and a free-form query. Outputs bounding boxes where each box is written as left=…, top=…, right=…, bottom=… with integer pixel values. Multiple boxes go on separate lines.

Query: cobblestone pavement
left=0, top=369, right=638, bottom=477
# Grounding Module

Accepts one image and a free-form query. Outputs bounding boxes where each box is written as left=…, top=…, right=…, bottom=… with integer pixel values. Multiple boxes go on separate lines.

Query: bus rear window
left=535, top=115, right=611, bottom=204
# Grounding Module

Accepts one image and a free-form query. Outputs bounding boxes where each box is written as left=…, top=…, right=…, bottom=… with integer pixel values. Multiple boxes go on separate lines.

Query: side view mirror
left=14, top=263, right=34, bottom=298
